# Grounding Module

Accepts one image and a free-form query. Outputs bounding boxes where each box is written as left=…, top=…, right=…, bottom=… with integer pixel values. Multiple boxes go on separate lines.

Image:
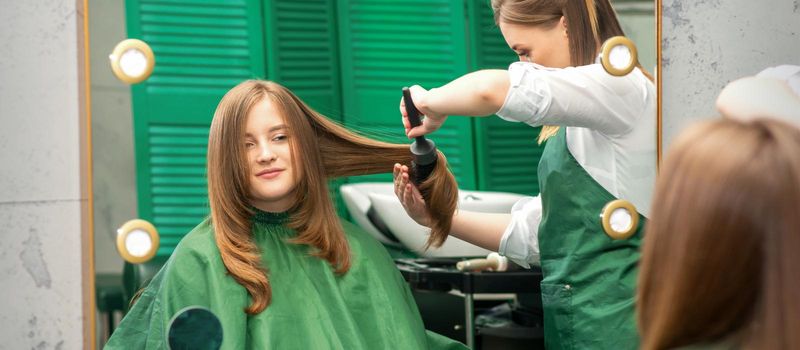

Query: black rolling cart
left=396, top=258, right=545, bottom=349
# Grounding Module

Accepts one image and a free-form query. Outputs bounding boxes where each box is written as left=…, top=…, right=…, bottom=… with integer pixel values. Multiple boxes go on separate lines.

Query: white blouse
left=495, top=61, right=657, bottom=268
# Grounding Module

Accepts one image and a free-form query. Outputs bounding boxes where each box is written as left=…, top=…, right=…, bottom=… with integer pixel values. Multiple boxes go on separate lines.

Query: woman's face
left=499, top=18, right=571, bottom=68
left=245, top=98, right=298, bottom=212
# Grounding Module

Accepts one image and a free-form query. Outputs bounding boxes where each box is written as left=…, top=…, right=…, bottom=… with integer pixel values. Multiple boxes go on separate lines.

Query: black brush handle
left=402, top=87, right=426, bottom=144
left=402, top=87, right=438, bottom=185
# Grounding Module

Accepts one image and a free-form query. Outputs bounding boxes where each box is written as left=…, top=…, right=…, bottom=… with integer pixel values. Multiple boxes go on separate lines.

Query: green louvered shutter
left=262, top=0, right=348, bottom=215
left=263, top=0, right=341, bottom=120
left=337, top=0, right=477, bottom=189
left=468, top=0, right=543, bottom=196
left=126, top=0, right=266, bottom=256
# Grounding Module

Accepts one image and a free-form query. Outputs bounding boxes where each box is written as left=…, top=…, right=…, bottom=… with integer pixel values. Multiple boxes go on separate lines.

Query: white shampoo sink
left=340, top=182, right=526, bottom=257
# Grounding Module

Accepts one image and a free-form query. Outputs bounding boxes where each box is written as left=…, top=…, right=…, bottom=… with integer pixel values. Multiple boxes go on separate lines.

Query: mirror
left=86, top=0, right=660, bottom=348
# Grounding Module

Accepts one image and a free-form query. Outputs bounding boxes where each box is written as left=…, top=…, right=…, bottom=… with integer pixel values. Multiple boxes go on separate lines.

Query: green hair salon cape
left=105, top=211, right=466, bottom=350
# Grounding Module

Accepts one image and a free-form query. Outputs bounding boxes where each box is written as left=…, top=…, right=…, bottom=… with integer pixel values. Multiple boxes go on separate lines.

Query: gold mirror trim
left=109, top=39, right=155, bottom=84
left=80, top=0, right=96, bottom=347
left=600, top=199, right=639, bottom=240
left=657, top=0, right=663, bottom=168
left=600, top=36, right=638, bottom=77
left=116, top=219, right=160, bottom=264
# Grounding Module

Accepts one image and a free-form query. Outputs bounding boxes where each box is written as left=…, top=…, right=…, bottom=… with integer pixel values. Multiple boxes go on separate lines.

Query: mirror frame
left=81, top=1, right=664, bottom=348
left=81, top=0, right=96, bottom=348
left=657, top=0, right=663, bottom=167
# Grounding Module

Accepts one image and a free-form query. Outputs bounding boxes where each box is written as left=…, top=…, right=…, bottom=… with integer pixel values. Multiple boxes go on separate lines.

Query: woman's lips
left=256, top=169, right=283, bottom=179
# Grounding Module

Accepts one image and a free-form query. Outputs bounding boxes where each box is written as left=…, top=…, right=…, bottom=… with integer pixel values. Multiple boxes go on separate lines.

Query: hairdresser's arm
left=449, top=211, right=510, bottom=252
left=394, top=163, right=542, bottom=267
left=393, top=164, right=508, bottom=251
left=716, top=76, right=800, bottom=123
left=451, top=198, right=542, bottom=268
left=497, top=62, right=653, bottom=136
left=401, top=70, right=510, bottom=138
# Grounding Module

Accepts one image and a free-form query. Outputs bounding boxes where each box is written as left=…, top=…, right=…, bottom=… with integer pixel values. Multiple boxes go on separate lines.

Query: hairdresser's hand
left=400, top=85, right=448, bottom=139
left=393, top=163, right=432, bottom=227
left=717, top=76, right=800, bottom=122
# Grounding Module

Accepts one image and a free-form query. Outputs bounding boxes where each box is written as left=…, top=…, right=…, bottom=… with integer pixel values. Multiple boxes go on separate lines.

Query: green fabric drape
left=105, top=211, right=466, bottom=350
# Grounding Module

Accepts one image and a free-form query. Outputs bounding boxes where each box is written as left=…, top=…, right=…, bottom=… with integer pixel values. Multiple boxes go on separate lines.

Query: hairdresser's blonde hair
left=207, top=80, right=458, bottom=314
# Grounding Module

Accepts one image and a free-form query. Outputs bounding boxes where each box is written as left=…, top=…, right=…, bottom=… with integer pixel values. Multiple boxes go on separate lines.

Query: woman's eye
left=245, top=142, right=255, bottom=148
left=273, top=134, right=288, bottom=142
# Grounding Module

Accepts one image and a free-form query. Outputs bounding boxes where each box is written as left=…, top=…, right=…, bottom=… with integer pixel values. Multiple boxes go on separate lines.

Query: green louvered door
left=126, top=0, right=266, bottom=256
left=263, top=0, right=341, bottom=120
left=337, top=0, right=477, bottom=188
left=262, top=0, right=347, bottom=214
left=468, top=0, right=543, bottom=196
left=126, top=0, right=545, bottom=253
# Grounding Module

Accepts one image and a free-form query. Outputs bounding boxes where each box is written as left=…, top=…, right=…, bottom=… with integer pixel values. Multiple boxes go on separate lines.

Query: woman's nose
left=257, top=144, right=277, bottom=162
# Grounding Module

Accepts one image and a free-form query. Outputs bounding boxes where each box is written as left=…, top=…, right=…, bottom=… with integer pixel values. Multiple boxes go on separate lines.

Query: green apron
left=537, top=128, right=644, bottom=349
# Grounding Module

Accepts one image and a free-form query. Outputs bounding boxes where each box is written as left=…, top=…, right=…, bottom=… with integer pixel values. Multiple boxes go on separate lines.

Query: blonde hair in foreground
left=637, top=117, right=800, bottom=349
left=207, top=80, right=458, bottom=314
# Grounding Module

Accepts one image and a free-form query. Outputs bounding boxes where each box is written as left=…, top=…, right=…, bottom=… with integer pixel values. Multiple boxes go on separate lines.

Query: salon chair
left=96, top=274, right=126, bottom=340
left=122, top=255, right=169, bottom=308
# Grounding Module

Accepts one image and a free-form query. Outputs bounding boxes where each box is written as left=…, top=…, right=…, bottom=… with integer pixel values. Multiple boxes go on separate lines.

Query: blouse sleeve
left=498, top=196, right=543, bottom=268
left=496, top=61, right=651, bottom=136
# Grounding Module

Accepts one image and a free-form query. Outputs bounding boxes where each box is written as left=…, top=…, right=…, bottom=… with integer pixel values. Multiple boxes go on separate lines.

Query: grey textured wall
left=661, top=0, right=800, bottom=148
left=0, top=0, right=89, bottom=348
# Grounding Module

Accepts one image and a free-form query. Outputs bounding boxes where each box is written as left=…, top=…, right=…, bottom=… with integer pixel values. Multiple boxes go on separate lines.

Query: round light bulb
left=125, top=229, right=153, bottom=258
left=600, top=36, right=637, bottom=76
left=609, top=44, right=632, bottom=70
left=116, top=219, right=159, bottom=263
left=609, top=207, right=633, bottom=232
left=119, top=48, right=149, bottom=78
left=109, top=39, right=155, bottom=84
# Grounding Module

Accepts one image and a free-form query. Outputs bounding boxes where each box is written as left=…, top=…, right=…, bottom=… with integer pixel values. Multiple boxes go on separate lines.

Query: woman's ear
left=560, top=16, right=568, bottom=37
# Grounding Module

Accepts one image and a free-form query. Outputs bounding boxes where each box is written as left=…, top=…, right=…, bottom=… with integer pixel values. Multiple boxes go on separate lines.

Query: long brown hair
left=638, top=118, right=800, bottom=349
left=207, top=80, right=458, bottom=314
left=491, top=0, right=653, bottom=143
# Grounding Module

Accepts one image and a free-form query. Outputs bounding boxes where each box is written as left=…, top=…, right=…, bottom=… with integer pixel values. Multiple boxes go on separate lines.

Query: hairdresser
left=393, top=0, right=656, bottom=348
